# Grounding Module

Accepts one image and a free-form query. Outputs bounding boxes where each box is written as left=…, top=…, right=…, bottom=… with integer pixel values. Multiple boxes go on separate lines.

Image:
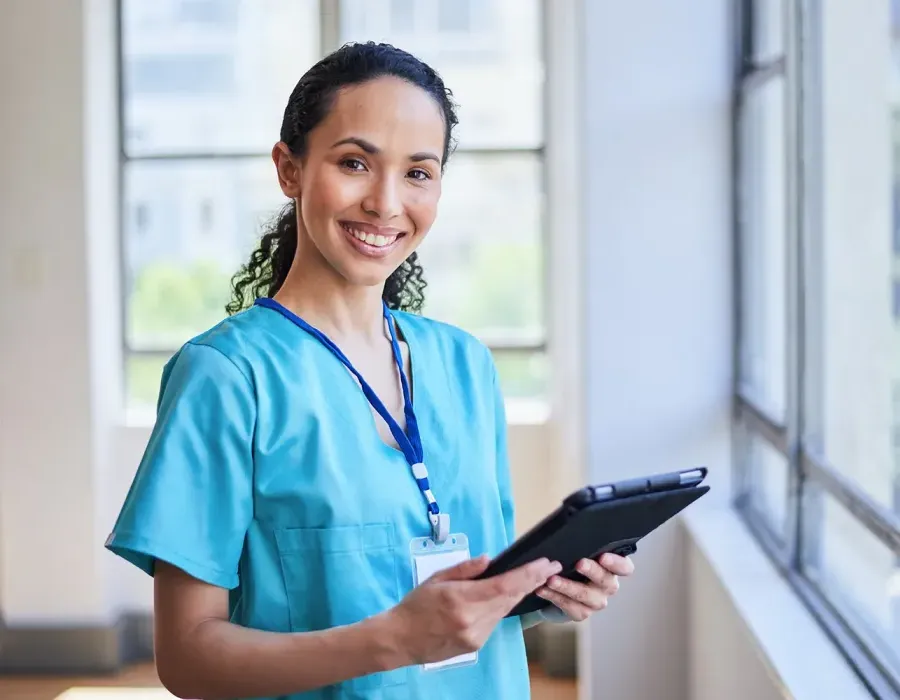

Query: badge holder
left=409, top=530, right=479, bottom=672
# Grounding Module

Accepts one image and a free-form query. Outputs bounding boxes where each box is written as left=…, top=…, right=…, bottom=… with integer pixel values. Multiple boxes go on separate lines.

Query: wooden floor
left=0, top=662, right=577, bottom=700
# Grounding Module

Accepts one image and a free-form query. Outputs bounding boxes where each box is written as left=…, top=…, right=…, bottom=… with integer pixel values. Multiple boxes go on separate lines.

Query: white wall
left=687, top=529, right=785, bottom=700
left=576, top=2, right=734, bottom=700
left=0, top=0, right=121, bottom=626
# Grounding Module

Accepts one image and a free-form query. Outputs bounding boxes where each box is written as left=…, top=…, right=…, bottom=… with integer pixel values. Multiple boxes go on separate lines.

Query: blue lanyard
left=254, top=297, right=449, bottom=542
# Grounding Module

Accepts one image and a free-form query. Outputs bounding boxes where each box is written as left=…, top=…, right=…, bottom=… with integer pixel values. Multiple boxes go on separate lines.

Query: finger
left=489, top=558, right=561, bottom=600
left=535, top=586, right=592, bottom=622
left=599, top=553, right=635, bottom=576
left=429, top=554, right=490, bottom=582
left=575, top=559, right=620, bottom=595
left=544, top=574, right=608, bottom=610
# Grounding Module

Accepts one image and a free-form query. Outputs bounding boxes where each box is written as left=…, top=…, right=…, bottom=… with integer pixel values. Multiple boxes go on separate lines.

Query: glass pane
left=803, top=3, right=895, bottom=511
left=493, top=350, right=547, bottom=402
left=338, top=0, right=543, bottom=149
left=738, top=76, right=788, bottom=421
left=803, top=490, right=900, bottom=673
left=121, top=0, right=320, bottom=156
left=752, top=0, right=784, bottom=62
left=740, top=425, right=790, bottom=540
left=416, top=152, right=544, bottom=340
left=123, top=157, right=288, bottom=350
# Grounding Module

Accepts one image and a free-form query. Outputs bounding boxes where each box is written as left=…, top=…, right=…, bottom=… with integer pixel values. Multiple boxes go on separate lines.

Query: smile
left=340, top=222, right=402, bottom=248
left=339, top=221, right=407, bottom=259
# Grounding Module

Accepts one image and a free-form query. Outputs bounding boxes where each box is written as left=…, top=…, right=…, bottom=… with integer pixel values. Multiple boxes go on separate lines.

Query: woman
left=106, top=41, right=634, bottom=699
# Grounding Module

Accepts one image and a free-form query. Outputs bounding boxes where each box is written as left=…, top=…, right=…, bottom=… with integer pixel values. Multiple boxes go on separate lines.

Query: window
left=118, top=0, right=547, bottom=412
left=344, top=0, right=497, bottom=63
left=389, top=0, right=416, bottom=34
left=127, top=54, right=235, bottom=95
left=735, top=1, right=900, bottom=696
left=436, top=0, right=471, bottom=33
left=177, top=0, right=240, bottom=26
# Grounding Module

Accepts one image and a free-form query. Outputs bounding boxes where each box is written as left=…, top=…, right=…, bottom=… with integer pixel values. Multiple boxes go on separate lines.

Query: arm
left=155, top=556, right=562, bottom=699
left=105, top=342, right=410, bottom=697
left=153, top=562, right=407, bottom=699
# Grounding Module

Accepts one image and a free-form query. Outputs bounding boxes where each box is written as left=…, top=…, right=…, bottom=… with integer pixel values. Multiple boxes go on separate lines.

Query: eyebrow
left=331, top=136, right=441, bottom=165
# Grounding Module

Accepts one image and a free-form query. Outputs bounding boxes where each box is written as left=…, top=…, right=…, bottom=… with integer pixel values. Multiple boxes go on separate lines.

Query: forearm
left=157, top=611, right=407, bottom=699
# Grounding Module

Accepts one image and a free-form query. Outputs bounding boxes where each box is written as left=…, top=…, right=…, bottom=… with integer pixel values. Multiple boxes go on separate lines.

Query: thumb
left=429, top=554, right=491, bottom=583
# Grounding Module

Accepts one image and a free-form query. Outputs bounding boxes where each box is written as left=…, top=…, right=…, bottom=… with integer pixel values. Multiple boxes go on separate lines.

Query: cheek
left=407, top=186, right=441, bottom=234
left=303, top=171, right=355, bottom=227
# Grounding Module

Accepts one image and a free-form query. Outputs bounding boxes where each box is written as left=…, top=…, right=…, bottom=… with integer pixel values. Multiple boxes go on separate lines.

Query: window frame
left=115, top=0, right=550, bottom=405
left=733, top=1, right=900, bottom=697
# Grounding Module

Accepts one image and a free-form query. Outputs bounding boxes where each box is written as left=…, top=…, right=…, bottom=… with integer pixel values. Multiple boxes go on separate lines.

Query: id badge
left=409, top=533, right=478, bottom=672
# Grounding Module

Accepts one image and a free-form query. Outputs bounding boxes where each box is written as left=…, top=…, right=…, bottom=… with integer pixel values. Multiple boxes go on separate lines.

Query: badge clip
left=430, top=512, right=450, bottom=544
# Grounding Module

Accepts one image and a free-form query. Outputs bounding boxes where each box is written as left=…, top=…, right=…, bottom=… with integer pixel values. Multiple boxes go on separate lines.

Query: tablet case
left=478, top=467, right=710, bottom=617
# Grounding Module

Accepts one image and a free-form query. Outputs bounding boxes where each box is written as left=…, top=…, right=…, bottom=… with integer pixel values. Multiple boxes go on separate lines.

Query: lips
left=339, top=221, right=406, bottom=258
left=340, top=222, right=401, bottom=248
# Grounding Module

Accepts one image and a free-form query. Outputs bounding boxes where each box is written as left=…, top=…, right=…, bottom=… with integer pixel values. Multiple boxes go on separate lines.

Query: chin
left=347, top=270, right=393, bottom=289
left=337, top=243, right=418, bottom=285
left=334, top=258, right=401, bottom=289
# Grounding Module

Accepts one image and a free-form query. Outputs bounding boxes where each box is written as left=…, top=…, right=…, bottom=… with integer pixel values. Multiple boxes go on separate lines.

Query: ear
left=272, top=142, right=302, bottom=199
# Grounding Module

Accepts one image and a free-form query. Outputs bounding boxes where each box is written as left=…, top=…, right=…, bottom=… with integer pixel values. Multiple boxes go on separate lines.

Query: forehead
left=314, top=76, right=446, bottom=154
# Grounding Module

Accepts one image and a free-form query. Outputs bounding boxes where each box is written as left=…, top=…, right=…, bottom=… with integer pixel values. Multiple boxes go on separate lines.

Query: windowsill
left=682, top=500, right=873, bottom=699
left=122, top=398, right=551, bottom=430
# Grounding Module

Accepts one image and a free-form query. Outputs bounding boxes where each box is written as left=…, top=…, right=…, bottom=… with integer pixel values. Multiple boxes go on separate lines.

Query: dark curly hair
left=226, top=42, right=459, bottom=316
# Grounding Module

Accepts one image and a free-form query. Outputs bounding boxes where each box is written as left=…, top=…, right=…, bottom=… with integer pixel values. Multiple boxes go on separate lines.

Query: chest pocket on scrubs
left=275, top=523, right=409, bottom=692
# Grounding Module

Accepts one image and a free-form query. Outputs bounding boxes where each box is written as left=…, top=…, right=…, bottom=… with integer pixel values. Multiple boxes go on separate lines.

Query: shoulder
left=183, top=305, right=272, bottom=364
left=393, top=311, right=497, bottom=382
left=159, top=306, right=274, bottom=397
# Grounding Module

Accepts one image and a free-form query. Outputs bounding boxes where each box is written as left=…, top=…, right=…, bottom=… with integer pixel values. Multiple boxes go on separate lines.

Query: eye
left=408, top=168, right=432, bottom=181
left=340, top=157, right=367, bottom=172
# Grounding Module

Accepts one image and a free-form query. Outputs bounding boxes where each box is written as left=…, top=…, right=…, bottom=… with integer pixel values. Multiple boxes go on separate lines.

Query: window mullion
left=792, top=0, right=828, bottom=579
left=783, top=0, right=807, bottom=575
left=319, top=0, right=342, bottom=55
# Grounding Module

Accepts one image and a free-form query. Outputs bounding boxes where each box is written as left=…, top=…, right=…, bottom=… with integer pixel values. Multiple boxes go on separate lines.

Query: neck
left=273, top=250, right=388, bottom=344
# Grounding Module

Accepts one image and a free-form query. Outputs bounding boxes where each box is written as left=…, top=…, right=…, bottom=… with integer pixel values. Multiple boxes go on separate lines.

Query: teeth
left=343, top=224, right=396, bottom=248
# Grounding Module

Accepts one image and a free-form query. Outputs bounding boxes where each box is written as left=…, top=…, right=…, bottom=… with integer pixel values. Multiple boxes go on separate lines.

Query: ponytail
left=225, top=201, right=297, bottom=316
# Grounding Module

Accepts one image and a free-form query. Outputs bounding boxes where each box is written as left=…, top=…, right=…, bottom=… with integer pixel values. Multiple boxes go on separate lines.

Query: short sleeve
left=105, top=341, right=256, bottom=590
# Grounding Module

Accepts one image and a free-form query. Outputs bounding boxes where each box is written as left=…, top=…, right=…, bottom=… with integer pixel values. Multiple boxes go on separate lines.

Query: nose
left=361, top=174, right=402, bottom=221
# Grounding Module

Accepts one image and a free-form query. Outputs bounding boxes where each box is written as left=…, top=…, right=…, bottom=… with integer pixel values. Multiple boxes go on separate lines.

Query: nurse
left=106, top=41, right=634, bottom=699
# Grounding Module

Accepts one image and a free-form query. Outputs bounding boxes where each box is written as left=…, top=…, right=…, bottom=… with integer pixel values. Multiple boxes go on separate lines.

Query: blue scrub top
left=105, top=303, right=533, bottom=699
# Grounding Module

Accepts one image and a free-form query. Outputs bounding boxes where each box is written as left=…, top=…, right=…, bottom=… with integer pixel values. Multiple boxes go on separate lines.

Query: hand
left=385, top=555, right=562, bottom=666
left=534, top=553, right=634, bottom=622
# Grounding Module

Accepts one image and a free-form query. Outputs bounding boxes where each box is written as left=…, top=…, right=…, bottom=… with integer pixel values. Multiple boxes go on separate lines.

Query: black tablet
left=477, top=467, right=710, bottom=617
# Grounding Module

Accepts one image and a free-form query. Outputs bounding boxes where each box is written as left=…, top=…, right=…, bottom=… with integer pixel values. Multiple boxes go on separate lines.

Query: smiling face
left=273, top=76, right=446, bottom=289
